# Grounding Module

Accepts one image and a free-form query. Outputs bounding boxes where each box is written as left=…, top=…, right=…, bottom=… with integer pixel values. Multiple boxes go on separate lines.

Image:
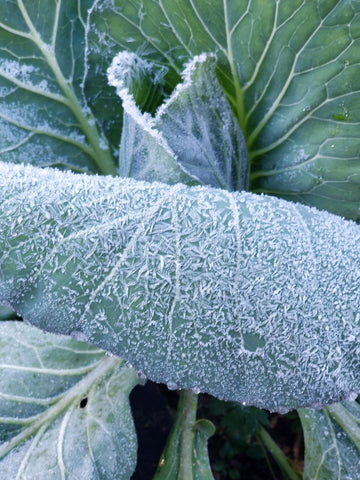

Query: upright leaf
left=0, top=321, right=142, bottom=480
left=1, top=161, right=360, bottom=412
left=108, top=52, right=248, bottom=189
left=94, top=0, right=360, bottom=218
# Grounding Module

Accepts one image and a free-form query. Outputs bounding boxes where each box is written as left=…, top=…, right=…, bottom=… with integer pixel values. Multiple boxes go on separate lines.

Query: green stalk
left=258, top=426, right=301, bottom=480
left=177, top=390, right=199, bottom=479
left=153, top=389, right=199, bottom=479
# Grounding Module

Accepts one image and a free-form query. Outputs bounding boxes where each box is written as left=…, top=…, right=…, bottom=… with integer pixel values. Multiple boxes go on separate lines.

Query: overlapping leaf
left=108, top=52, right=248, bottom=189
left=0, top=321, right=142, bottom=479
left=1, top=161, right=360, bottom=412
left=92, top=0, right=360, bottom=218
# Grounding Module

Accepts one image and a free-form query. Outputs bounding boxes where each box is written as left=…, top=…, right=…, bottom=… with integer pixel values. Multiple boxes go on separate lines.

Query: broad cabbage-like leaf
left=0, top=321, right=142, bottom=480
left=94, top=0, right=360, bottom=219
left=1, top=161, right=360, bottom=412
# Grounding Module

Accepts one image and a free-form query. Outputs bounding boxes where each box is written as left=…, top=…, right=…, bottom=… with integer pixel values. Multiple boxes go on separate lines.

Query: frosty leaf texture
left=108, top=52, right=248, bottom=190
left=97, top=0, right=360, bottom=219
left=1, top=162, right=360, bottom=412
left=0, top=321, right=141, bottom=480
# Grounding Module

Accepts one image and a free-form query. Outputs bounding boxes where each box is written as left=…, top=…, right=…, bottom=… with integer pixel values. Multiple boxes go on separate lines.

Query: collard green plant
left=0, top=0, right=360, bottom=478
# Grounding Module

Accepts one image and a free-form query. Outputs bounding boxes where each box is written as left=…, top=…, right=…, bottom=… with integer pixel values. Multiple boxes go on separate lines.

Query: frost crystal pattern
left=1, top=162, right=360, bottom=411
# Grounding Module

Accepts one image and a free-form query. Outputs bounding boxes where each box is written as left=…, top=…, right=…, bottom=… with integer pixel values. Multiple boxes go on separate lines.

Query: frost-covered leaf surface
left=299, top=401, right=360, bottom=480
left=0, top=321, right=141, bottom=480
left=108, top=52, right=248, bottom=190
left=0, top=0, right=117, bottom=175
left=96, top=0, right=360, bottom=219
left=1, top=162, right=360, bottom=412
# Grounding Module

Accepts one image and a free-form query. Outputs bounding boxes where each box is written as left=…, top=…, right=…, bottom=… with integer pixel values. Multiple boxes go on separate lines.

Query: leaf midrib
left=8, top=0, right=118, bottom=176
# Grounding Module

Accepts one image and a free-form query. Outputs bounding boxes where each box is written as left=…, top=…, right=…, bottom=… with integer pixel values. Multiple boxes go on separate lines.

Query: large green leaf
left=1, top=161, right=360, bottom=412
left=94, top=0, right=360, bottom=219
left=0, top=321, right=142, bottom=480
left=299, top=401, right=360, bottom=479
left=0, top=0, right=117, bottom=175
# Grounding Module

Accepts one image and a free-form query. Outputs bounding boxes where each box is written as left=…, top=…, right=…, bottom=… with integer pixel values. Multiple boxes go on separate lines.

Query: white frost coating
left=107, top=51, right=174, bottom=157
left=0, top=60, right=38, bottom=84
left=156, top=53, right=212, bottom=118
left=1, top=162, right=360, bottom=412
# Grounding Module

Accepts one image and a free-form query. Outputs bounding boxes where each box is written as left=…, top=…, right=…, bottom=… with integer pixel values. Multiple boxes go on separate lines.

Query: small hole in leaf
left=79, top=396, right=88, bottom=409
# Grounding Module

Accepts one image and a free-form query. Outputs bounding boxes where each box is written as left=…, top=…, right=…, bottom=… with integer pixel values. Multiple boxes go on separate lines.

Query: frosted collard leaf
left=108, top=52, right=248, bottom=189
left=0, top=321, right=141, bottom=480
left=96, top=0, right=360, bottom=218
left=1, top=162, right=360, bottom=412
left=107, top=50, right=168, bottom=114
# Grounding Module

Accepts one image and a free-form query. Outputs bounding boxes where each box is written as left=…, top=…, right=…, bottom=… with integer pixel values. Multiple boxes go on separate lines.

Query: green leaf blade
left=299, top=401, right=360, bottom=480
left=1, top=162, right=360, bottom=412
left=242, top=0, right=360, bottom=219
left=0, top=0, right=117, bottom=175
left=0, top=321, right=141, bottom=480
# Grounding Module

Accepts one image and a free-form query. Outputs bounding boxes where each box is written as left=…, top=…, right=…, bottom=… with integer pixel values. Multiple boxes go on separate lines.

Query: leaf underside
left=1, top=161, right=360, bottom=412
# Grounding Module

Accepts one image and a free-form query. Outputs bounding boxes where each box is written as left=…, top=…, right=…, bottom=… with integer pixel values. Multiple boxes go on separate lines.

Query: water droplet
left=167, top=381, right=178, bottom=391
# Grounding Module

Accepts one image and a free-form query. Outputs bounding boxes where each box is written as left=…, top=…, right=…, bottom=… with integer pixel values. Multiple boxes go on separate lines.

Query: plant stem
left=258, top=426, right=301, bottom=480
left=177, top=390, right=198, bottom=480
